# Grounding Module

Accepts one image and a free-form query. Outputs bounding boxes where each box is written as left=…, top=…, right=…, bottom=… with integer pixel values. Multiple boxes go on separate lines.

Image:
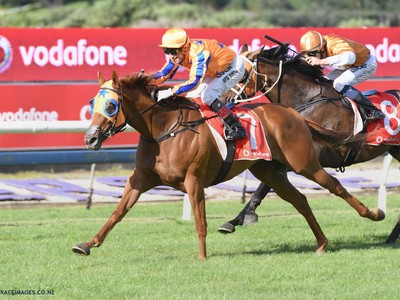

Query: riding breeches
left=325, top=54, right=377, bottom=93
left=186, top=54, right=246, bottom=106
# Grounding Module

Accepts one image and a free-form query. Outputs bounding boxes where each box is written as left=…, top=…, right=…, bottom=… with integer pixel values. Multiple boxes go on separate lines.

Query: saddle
left=341, top=90, right=379, bottom=125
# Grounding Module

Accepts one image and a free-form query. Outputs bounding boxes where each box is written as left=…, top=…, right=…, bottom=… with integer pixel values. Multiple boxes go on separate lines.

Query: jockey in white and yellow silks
left=300, top=31, right=384, bottom=120
left=153, top=27, right=247, bottom=140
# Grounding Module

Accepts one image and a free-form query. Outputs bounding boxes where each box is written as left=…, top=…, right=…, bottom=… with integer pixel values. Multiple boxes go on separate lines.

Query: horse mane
left=120, top=72, right=156, bottom=96
left=259, top=45, right=331, bottom=83
left=120, top=71, right=199, bottom=110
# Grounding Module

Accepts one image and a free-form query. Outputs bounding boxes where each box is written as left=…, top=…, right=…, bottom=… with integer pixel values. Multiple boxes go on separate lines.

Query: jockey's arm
left=325, top=51, right=356, bottom=68
left=171, top=53, right=208, bottom=95
left=153, top=60, right=179, bottom=84
left=306, top=51, right=355, bottom=69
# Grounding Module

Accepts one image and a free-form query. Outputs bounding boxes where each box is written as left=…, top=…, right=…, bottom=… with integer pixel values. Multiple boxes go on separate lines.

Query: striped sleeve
left=153, top=60, right=180, bottom=83
left=173, top=51, right=211, bottom=95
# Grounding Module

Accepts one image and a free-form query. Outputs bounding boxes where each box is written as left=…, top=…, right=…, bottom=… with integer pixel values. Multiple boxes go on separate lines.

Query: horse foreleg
left=72, top=171, right=145, bottom=256
left=243, top=183, right=271, bottom=225
left=185, top=177, right=207, bottom=260
left=217, top=183, right=271, bottom=234
left=386, top=214, right=400, bottom=243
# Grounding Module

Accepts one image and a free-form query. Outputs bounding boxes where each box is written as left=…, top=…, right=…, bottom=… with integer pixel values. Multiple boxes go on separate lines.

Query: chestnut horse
left=219, top=43, right=400, bottom=234
left=72, top=71, right=384, bottom=260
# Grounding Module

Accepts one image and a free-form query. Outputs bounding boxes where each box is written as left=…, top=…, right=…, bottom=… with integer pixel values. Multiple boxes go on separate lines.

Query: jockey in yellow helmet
left=300, top=30, right=384, bottom=120
left=153, top=27, right=247, bottom=140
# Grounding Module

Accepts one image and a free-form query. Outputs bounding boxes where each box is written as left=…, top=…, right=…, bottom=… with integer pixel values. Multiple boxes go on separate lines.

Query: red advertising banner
left=0, top=84, right=139, bottom=150
left=0, top=27, right=399, bottom=81
left=0, top=80, right=396, bottom=150
left=0, top=28, right=399, bottom=151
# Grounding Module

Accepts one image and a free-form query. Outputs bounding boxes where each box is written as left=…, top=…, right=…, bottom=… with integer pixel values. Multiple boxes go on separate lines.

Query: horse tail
left=305, top=118, right=365, bottom=148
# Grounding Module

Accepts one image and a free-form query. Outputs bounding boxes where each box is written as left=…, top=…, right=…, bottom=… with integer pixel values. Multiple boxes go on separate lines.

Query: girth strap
left=211, top=140, right=236, bottom=186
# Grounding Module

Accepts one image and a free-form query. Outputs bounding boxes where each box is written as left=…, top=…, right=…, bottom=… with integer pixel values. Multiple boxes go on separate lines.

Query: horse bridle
left=95, top=86, right=128, bottom=139
left=98, top=83, right=210, bottom=143
left=230, top=56, right=283, bottom=103
left=231, top=55, right=341, bottom=112
left=97, top=83, right=166, bottom=139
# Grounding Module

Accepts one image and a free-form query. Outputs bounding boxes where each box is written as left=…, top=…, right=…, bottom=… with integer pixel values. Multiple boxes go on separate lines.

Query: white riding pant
left=186, top=54, right=246, bottom=106
left=325, top=54, right=377, bottom=93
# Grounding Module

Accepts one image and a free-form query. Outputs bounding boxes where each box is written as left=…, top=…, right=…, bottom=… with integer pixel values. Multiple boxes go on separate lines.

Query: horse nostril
left=88, top=137, right=98, bottom=146
left=85, top=126, right=103, bottom=150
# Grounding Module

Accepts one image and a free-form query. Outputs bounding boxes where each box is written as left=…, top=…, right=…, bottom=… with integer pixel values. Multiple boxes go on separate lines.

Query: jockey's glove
left=157, top=88, right=174, bottom=101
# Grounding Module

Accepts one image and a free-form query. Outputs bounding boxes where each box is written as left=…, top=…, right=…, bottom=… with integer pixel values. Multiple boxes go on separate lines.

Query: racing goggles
left=306, top=50, right=321, bottom=57
left=162, top=47, right=182, bottom=56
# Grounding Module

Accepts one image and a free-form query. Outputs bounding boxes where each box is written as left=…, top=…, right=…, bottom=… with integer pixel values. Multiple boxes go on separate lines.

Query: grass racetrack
left=0, top=193, right=399, bottom=299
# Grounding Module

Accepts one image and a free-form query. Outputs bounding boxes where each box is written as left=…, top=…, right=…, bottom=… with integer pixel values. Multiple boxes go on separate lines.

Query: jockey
left=153, top=27, right=247, bottom=140
left=299, top=30, right=384, bottom=120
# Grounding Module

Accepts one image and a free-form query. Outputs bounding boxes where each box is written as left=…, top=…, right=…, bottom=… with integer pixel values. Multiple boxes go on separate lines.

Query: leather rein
left=101, top=85, right=211, bottom=143
left=231, top=56, right=344, bottom=111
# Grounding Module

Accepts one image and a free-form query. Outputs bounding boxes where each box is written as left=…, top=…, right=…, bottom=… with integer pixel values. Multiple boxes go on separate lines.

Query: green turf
left=0, top=194, right=399, bottom=299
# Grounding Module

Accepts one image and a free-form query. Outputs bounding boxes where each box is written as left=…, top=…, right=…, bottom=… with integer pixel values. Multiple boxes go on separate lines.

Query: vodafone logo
left=19, top=39, right=127, bottom=67
left=0, top=35, right=13, bottom=73
left=366, top=38, right=400, bottom=63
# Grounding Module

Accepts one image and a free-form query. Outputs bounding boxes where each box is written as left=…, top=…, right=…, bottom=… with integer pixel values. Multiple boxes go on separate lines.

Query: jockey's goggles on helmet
left=163, top=47, right=181, bottom=56
left=306, top=50, right=319, bottom=57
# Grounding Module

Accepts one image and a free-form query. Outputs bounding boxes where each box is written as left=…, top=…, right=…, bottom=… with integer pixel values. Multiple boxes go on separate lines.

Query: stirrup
left=224, top=126, right=247, bottom=140
left=365, top=109, right=385, bottom=120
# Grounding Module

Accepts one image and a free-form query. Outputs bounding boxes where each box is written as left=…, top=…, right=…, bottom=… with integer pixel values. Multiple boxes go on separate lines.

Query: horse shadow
left=210, top=236, right=399, bottom=258
left=209, top=223, right=399, bottom=258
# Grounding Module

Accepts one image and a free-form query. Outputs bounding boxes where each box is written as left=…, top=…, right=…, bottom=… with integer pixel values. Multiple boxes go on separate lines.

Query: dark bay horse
left=219, top=43, right=400, bottom=234
left=72, top=70, right=384, bottom=260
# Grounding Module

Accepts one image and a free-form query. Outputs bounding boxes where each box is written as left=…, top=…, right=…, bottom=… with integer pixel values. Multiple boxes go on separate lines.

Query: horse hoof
left=373, top=208, right=385, bottom=221
left=316, top=241, right=328, bottom=255
left=316, top=247, right=325, bottom=256
left=72, top=243, right=91, bottom=256
left=243, top=213, right=258, bottom=226
left=217, top=223, right=235, bottom=234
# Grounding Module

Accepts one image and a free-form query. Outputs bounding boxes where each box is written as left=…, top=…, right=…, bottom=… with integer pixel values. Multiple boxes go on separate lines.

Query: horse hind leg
left=303, top=168, right=385, bottom=221
left=252, top=168, right=328, bottom=254
left=217, top=183, right=271, bottom=234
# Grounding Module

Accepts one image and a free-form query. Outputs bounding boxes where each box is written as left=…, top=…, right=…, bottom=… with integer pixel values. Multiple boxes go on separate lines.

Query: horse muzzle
left=84, top=125, right=105, bottom=150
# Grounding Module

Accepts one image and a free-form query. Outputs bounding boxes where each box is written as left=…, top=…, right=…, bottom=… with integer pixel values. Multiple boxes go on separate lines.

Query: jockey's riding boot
left=342, top=85, right=385, bottom=120
left=210, top=99, right=247, bottom=140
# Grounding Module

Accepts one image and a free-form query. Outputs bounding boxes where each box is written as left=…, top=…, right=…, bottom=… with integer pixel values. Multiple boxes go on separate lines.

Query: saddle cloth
left=193, top=99, right=272, bottom=161
left=359, top=91, right=400, bottom=145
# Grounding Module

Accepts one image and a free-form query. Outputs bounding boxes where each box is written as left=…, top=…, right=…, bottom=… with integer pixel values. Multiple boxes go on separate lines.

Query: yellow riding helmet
left=159, top=27, right=189, bottom=49
left=300, top=31, right=325, bottom=53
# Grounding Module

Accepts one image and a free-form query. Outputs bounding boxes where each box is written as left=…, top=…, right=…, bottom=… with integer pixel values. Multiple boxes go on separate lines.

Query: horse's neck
left=127, top=98, right=186, bottom=140
left=269, top=73, right=338, bottom=106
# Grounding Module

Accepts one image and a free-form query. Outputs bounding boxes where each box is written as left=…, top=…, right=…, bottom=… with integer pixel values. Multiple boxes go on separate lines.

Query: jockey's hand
left=305, top=56, right=322, bottom=66
left=157, top=88, right=174, bottom=101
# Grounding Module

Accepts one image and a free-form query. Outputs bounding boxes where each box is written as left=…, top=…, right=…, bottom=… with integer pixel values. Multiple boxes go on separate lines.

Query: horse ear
left=98, top=70, right=105, bottom=85
left=240, top=44, right=249, bottom=54
left=249, top=45, right=265, bottom=61
left=111, top=70, right=119, bottom=89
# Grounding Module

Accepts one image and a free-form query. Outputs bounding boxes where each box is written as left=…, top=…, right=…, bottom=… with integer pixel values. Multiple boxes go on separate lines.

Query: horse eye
left=105, top=100, right=118, bottom=116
